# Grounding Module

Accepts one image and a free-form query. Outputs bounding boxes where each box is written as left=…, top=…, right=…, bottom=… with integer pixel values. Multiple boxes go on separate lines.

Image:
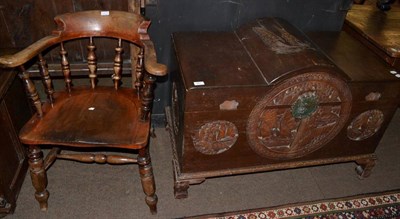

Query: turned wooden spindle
left=43, top=148, right=61, bottom=170
left=19, top=66, right=43, bottom=117
left=112, top=38, right=124, bottom=90
left=37, top=54, right=55, bottom=104
left=135, top=48, right=145, bottom=92
left=57, top=153, right=137, bottom=164
left=60, top=43, right=72, bottom=93
left=87, top=37, right=97, bottom=89
left=141, top=73, right=156, bottom=121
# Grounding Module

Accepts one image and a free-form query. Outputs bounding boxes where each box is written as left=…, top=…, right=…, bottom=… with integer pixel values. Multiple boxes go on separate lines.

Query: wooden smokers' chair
left=0, top=10, right=167, bottom=214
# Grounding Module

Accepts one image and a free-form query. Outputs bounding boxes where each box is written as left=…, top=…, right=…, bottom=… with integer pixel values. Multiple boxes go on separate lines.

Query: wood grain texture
left=345, top=3, right=400, bottom=58
left=344, top=2, right=400, bottom=69
left=307, top=31, right=398, bottom=82
left=19, top=87, right=149, bottom=149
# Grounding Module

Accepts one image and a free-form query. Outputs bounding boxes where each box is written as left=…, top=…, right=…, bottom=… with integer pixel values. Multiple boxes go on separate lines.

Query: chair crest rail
left=0, top=10, right=167, bottom=77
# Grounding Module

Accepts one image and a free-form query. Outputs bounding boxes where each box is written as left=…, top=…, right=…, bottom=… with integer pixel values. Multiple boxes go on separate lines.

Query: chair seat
left=19, top=86, right=149, bottom=149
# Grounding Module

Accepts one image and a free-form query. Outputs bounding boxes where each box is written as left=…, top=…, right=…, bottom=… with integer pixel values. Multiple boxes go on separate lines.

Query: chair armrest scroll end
left=142, top=40, right=168, bottom=76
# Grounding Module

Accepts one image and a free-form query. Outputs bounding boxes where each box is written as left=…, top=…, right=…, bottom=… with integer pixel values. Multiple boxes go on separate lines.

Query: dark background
left=0, top=0, right=353, bottom=117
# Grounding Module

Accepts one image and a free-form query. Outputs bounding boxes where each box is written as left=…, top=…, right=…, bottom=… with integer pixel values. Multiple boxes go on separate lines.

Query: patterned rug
left=187, top=190, right=400, bottom=219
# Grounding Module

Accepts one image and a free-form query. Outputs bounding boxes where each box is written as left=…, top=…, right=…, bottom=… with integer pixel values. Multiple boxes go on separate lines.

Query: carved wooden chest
left=167, top=18, right=400, bottom=198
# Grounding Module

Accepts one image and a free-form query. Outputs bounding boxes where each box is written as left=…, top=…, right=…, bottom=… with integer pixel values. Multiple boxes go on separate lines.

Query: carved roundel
left=247, top=72, right=352, bottom=160
left=347, top=110, right=384, bottom=141
left=193, top=120, right=239, bottom=155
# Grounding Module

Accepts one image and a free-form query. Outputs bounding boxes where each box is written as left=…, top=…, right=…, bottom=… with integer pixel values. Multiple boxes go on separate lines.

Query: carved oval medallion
left=193, top=120, right=239, bottom=155
left=347, top=110, right=384, bottom=141
left=247, top=72, right=352, bottom=160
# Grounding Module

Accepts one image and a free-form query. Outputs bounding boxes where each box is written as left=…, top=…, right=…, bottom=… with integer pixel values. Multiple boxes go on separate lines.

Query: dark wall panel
left=148, top=0, right=353, bottom=69
left=146, top=0, right=352, bottom=114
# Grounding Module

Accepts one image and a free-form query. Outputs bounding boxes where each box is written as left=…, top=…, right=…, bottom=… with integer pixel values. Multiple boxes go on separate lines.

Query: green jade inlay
left=291, top=92, right=319, bottom=119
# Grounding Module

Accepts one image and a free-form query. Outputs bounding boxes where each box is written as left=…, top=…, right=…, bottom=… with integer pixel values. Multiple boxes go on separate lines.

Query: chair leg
left=138, top=147, right=158, bottom=214
left=27, top=145, right=49, bottom=211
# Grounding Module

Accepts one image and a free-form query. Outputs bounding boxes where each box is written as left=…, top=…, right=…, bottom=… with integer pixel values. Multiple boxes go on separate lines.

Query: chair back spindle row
left=36, top=38, right=131, bottom=95
left=27, top=37, right=147, bottom=117
left=0, top=11, right=168, bottom=123
left=21, top=37, right=151, bottom=118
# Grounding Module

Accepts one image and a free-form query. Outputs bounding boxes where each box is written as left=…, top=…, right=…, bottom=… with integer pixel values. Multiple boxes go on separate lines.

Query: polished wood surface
left=307, top=32, right=397, bottom=82
left=344, top=1, right=400, bottom=68
left=19, top=87, right=149, bottom=148
left=0, top=10, right=167, bottom=214
left=345, top=2, right=400, bottom=57
left=169, top=18, right=400, bottom=198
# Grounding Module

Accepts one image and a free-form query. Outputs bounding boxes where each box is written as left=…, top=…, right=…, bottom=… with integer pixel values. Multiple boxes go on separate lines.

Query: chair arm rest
left=142, top=40, right=167, bottom=76
left=0, top=36, right=59, bottom=68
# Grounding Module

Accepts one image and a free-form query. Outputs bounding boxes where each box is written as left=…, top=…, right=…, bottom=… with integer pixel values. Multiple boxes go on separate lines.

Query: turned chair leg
left=138, top=147, right=158, bottom=214
left=27, top=145, right=49, bottom=211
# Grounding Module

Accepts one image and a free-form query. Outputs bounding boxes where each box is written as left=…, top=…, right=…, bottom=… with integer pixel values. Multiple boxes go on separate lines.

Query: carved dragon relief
left=247, top=72, right=352, bottom=160
left=252, top=21, right=314, bottom=54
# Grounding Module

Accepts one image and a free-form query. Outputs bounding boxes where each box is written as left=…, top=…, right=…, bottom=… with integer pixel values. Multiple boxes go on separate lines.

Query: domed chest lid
left=235, top=17, right=349, bottom=84
left=173, top=17, right=348, bottom=90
